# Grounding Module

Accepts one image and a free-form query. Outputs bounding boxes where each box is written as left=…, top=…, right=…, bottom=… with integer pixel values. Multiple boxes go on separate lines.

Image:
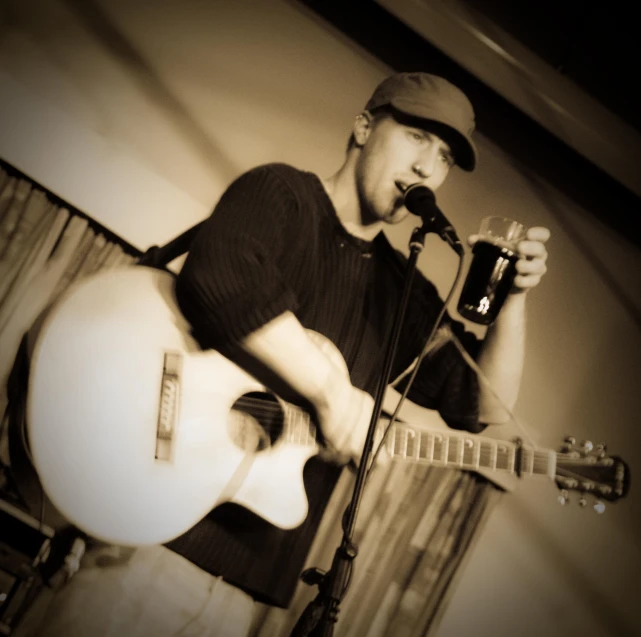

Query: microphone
left=403, top=184, right=464, bottom=256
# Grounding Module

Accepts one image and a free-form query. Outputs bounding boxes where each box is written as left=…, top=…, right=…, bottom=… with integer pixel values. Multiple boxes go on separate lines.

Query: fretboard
left=282, top=406, right=556, bottom=479
left=382, top=422, right=556, bottom=479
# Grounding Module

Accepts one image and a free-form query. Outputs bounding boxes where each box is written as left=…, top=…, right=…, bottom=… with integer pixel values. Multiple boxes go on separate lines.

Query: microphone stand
left=290, top=222, right=430, bottom=637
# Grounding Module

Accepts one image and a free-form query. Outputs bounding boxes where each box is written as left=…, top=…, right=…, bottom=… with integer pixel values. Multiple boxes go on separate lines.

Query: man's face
left=353, top=110, right=454, bottom=225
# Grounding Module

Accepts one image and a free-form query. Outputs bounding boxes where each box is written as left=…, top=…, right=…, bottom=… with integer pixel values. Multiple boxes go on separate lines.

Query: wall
left=1, top=1, right=640, bottom=635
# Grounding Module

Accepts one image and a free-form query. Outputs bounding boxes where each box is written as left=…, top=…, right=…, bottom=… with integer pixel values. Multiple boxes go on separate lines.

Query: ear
left=352, top=111, right=374, bottom=147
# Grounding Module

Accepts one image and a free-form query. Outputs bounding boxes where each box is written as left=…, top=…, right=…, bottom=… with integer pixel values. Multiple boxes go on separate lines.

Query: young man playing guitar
left=22, top=72, right=550, bottom=637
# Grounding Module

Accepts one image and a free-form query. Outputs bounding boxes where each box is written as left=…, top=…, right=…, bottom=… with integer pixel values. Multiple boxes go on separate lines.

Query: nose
left=412, top=145, right=439, bottom=180
left=412, top=163, right=429, bottom=179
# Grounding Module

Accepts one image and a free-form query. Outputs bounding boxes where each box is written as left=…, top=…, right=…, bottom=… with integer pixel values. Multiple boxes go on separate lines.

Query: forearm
left=240, top=311, right=374, bottom=460
left=239, top=311, right=341, bottom=410
left=476, top=293, right=527, bottom=423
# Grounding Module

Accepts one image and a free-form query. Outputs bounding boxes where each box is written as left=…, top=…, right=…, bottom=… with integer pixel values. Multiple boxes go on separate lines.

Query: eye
left=439, top=151, right=454, bottom=167
left=407, top=130, right=425, bottom=143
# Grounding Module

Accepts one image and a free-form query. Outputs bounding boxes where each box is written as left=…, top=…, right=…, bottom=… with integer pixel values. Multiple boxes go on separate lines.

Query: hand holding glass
left=457, top=216, right=527, bottom=325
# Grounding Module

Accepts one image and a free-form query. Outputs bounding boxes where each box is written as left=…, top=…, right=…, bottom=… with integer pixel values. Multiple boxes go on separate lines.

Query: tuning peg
left=578, top=495, right=588, bottom=507
left=564, top=436, right=576, bottom=446
left=581, top=440, right=594, bottom=454
left=557, top=489, right=569, bottom=506
left=593, top=501, right=606, bottom=514
left=595, top=443, right=607, bottom=458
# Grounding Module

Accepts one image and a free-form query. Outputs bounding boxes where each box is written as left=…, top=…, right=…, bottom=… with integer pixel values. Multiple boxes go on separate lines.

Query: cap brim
left=443, top=128, right=477, bottom=172
left=389, top=99, right=477, bottom=171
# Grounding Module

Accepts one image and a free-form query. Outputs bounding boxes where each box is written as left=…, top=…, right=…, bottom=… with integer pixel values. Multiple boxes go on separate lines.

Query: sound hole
left=228, top=392, right=284, bottom=452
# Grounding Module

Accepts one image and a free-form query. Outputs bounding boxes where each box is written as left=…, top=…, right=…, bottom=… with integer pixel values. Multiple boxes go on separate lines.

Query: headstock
left=555, top=437, right=630, bottom=513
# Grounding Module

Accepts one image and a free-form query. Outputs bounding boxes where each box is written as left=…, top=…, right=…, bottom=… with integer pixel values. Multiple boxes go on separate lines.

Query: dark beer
left=457, top=238, right=519, bottom=325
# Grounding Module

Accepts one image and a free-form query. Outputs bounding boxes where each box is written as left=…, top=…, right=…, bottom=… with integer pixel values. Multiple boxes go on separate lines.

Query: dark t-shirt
left=167, top=163, right=484, bottom=607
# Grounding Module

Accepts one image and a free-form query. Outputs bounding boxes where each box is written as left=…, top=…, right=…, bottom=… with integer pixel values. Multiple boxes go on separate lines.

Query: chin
left=384, top=210, right=409, bottom=225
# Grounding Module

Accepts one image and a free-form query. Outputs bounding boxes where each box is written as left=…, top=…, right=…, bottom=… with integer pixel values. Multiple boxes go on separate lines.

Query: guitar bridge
left=156, top=352, right=182, bottom=461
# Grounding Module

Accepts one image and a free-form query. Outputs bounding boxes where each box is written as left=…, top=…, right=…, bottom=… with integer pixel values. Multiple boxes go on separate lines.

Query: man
left=23, top=72, right=549, bottom=637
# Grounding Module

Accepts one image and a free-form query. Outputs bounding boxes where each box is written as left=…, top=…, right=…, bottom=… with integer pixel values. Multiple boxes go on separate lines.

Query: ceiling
left=299, top=0, right=641, bottom=248
left=460, top=0, right=641, bottom=134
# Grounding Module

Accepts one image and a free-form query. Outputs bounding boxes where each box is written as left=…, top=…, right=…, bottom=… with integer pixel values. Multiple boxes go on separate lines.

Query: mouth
left=395, top=180, right=425, bottom=195
left=395, top=180, right=409, bottom=194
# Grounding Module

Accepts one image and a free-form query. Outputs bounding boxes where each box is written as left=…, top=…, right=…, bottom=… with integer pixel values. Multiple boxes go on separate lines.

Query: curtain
left=0, top=160, right=502, bottom=637
left=251, top=462, right=500, bottom=637
left=0, top=162, right=138, bottom=466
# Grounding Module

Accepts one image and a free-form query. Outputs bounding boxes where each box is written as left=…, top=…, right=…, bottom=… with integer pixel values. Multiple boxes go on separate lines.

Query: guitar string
left=234, top=399, right=563, bottom=459
left=231, top=397, right=616, bottom=488
left=231, top=399, right=582, bottom=468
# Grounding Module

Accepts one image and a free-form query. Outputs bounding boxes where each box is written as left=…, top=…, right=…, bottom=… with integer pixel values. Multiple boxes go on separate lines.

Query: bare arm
left=475, top=226, right=550, bottom=423
left=240, top=311, right=374, bottom=458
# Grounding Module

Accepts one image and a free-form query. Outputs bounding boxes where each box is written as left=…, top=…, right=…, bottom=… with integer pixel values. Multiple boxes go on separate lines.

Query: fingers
left=512, top=271, right=545, bottom=290
left=517, top=227, right=550, bottom=260
left=525, top=226, right=551, bottom=243
left=515, top=257, right=547, bottom=275
left=516, top=240, right=547, bottom=259
left=317, top=385, right=375, bottom=463
left=513, top=226, right=550, bottom=292
left=467, top=225, right=551, bottom=293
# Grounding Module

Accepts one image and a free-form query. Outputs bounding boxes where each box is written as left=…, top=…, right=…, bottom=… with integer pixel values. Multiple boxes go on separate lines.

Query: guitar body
left=27, top=266, right=321, bottom=546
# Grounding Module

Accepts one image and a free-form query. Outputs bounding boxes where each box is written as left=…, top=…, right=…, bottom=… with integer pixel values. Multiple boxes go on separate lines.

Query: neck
left=322, top=157, right=383, bottom=242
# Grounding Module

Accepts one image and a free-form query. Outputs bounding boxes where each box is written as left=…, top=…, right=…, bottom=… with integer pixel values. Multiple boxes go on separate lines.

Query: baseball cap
left=364, top=72, right=477, bottom=171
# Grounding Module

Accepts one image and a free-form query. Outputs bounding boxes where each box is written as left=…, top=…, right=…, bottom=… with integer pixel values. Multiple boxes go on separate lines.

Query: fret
left=416, top=431, right=431, bottom=464
left=396, top=429, right=403, bottom=457
left=464, top=438, right=475, bottom=467
left=283, top=405, right=292, bottom=444
left=442, top=436, right=449, bottom=465
left=490, top=441, right=498, bottom=470
left=307, top=417, right=315, bottom=446
left=404, top=428, right=419, bottom=460
left=432, top=434, right=442, bottom=464
left=526, top=447, right=534, bottom=476
left=546, top=449, right=557, bottom=479
left=283, top=406, right=314, bottom=447
left=473, top=439, right=481, bottom=470
left=457, top=437, right=465, bottom=467
left=495, top=443, right=506, bottom=471
left=508, top=445, right=516, bottom=474
left=293, top=412, right=301, bottom=445
left=306, top=421, right=315, bottom=446
left=288, top=407, right=298, bottom=444
left=412, top=430, right=421, bottom=461
left=427, top=433, right=435, bottom=463
left=402, top=429, right=410, bottom=458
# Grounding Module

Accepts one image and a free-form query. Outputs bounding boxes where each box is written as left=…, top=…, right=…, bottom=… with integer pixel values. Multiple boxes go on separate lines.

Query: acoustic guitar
left=26, top=267, right=629, bottom=546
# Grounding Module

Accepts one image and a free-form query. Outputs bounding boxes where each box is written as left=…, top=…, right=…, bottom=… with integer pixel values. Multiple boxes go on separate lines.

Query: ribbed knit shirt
left=168, top=163, right=484, bottom=607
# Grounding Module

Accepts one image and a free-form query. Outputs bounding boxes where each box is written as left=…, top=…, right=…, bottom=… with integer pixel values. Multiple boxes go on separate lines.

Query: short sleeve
left=175, top=165, right=305, bottom=350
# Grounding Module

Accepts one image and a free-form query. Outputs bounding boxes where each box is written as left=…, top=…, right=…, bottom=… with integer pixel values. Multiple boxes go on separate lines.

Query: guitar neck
left=283, top=407, right=557, bottom=480
left=382, top=421, right=557, bottom=479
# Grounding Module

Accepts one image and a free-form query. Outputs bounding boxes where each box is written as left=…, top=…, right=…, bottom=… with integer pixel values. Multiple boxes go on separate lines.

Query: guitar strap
left=136, top=221, right=206, bottom=269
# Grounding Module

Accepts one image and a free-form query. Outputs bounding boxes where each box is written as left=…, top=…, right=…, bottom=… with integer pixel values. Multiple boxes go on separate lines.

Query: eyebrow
left=422, top=130, right=453, bottom=161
